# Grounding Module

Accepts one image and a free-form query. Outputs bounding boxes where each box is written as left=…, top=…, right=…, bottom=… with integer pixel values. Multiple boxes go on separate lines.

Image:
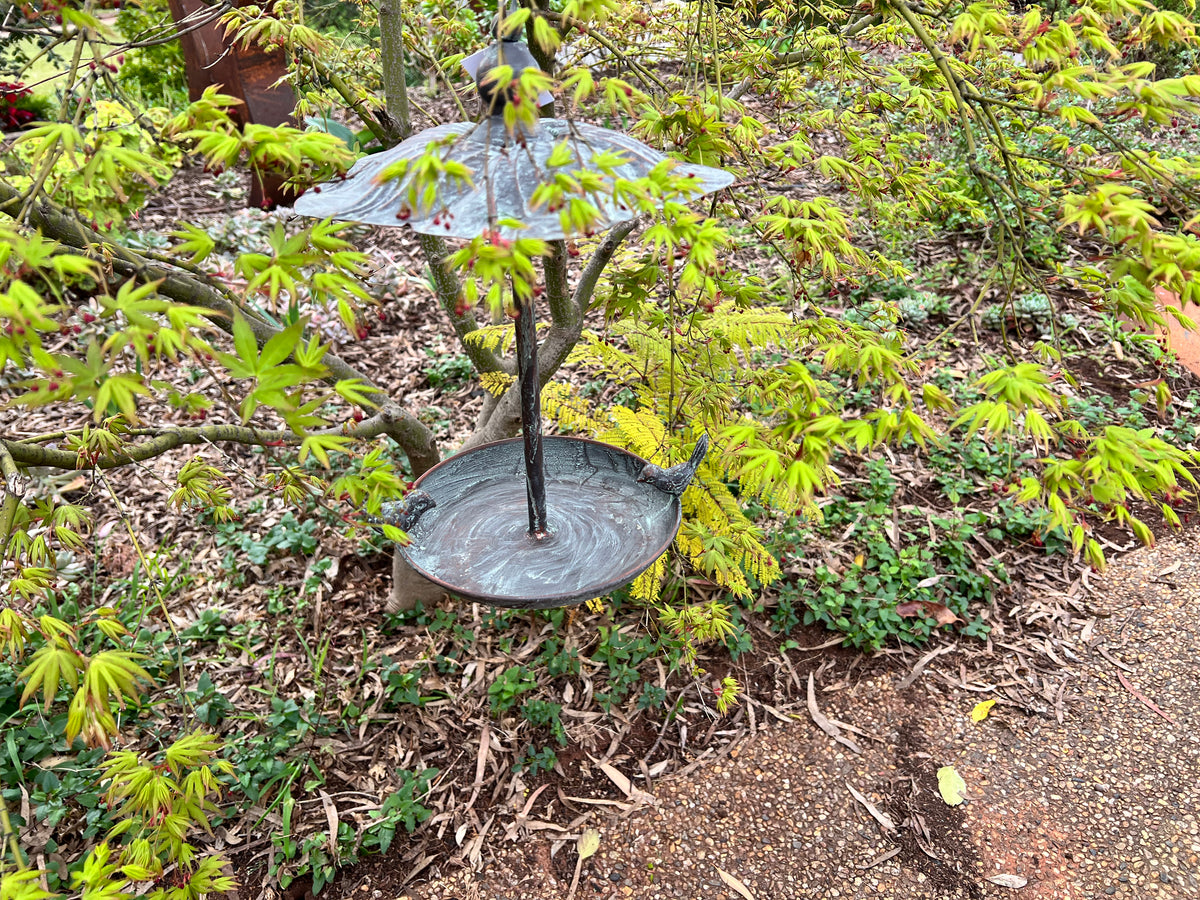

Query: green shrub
left=115, top=0, right=189, bottom=108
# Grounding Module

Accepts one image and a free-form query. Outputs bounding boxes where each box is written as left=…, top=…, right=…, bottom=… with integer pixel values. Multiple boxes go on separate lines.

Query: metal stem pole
left=515, top=288, right=548, bottom=537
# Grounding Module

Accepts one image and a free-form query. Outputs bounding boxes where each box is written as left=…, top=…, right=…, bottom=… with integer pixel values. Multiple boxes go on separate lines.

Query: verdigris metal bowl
left=400, top=436, right=681, bottom=608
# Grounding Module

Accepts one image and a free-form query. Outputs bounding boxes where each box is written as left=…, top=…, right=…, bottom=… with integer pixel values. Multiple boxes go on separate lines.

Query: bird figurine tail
left=685, top=432, right=710, bottom=473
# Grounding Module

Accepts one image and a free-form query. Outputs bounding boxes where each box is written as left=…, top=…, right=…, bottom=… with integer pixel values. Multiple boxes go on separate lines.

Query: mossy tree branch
left=310, top=53, right=400, bottom=146
left=0, top=442, right=22, bottom=561
left=1, top=410, right=424, bottom=471
left=377, top=0, right=411, bottom=142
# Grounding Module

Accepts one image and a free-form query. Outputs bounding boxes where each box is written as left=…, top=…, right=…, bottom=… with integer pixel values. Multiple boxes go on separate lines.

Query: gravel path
left=393, top=531, right=1200, bottom=900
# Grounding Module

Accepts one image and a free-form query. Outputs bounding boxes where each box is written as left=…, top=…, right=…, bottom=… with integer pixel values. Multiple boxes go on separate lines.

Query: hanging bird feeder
left=294, top=31, right=732, bottom=608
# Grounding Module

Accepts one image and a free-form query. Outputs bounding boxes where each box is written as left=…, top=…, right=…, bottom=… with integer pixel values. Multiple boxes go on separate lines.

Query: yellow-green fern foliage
left=544, top=298, right=923, bottom=601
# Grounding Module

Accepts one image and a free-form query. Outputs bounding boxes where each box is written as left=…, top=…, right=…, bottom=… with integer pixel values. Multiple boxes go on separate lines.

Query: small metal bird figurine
left=365, top=490, right=437, bottom=532
left=637, top=434, right=709, bottom=497
left=466, top=39, right=546, bottom=112
left=460, top=13, right=552, bottom=113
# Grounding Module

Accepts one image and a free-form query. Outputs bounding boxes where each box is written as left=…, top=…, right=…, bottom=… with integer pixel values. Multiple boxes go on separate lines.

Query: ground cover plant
left=2, top=0, right=1200, bottom=894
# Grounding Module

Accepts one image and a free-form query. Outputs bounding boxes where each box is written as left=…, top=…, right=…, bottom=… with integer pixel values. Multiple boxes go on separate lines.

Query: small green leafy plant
left=772, top=461, right=1001, bottom=649
left=488, top=665, right=537, bottom=714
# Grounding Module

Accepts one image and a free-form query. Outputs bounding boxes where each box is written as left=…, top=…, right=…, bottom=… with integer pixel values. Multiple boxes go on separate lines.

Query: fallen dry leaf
left=897, top=642, right=957, bottom=690
left=716, top=866, right=757, bottom=900
left=937, top=766, right=967, bottom=806
left=806, top=673, right=861, bottom=754
left=896, top=600, right=961, bottom=625
left=846, top=783, right=896, bottom=831
left=1116, top=670, right=1176, bottom=724
left=970, top=699, right=997, bottom=722
left=568, top=828, right=602, bottom=900
left=986, top=873, right=1028, bottom=888
left=317, top=790, right=338, bottom=853
left=577, top=828, right=600, bottom=861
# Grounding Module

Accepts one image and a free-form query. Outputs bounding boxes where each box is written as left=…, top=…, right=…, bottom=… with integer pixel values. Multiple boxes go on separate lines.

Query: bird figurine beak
left=361, top=490, right=438, bottom=533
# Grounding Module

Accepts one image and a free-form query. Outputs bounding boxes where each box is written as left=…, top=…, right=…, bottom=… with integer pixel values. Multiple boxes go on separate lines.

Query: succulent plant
left=982, top=292, right=1078, bottom=334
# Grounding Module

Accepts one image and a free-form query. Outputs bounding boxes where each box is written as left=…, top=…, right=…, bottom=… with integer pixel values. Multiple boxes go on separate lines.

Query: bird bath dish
left=399, top=437, right=680, bottom=608
left=293, top=30, right=730, bottom=607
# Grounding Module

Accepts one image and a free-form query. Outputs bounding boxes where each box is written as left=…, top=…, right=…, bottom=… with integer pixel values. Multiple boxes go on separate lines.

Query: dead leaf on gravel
left=716, top=866, right=757, bottom=900
left=807, top=673, right=860, bottom=754
left=590, top=757, right=654, bottom=802
left=895, top=600, right=961, bottom=625
left=465, top=723, right=490, bottom=812
left=567, top=828, right=601, bottom=900
left=986, top=873, right=1029, bottom=888
left=1153, top=561, right=1181, bottom=580
left=846, top=783, right=895, bottom=831
left=1116, top=669, right=1176, bottom=723
left=937, top=766, right=967, bottom=806
left=897, top=642, right=956, bottom=689
left=577, top=828, right=600, bottom=861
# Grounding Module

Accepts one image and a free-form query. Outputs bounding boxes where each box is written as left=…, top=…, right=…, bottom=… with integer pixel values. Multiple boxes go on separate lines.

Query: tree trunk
left=378, top=0, right=412, bottom=139
left=389, top=549, right=445, bottom=613
left=378, top=0, right=448, bottom=612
